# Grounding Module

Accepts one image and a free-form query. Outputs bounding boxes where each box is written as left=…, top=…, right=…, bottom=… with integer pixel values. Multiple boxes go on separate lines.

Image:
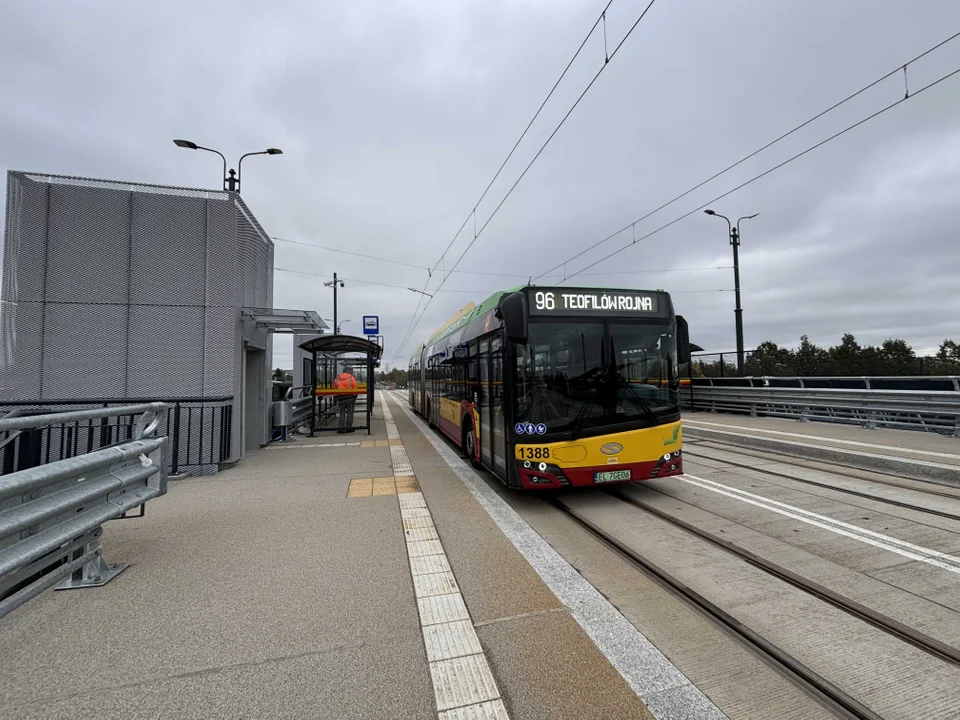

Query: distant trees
left=695, top=336, right=960, bottom=377
left=376, top=368, right=409, bottom=385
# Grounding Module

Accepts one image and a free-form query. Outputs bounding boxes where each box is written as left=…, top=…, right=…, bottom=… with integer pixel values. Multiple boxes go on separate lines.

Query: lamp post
left=173, top=139, right=282, bottom=193
left=324, top=273, right=345, bottom=335
left=325, top=318, right=352, bottom=335
left=704, top=209, right=758, bottom=376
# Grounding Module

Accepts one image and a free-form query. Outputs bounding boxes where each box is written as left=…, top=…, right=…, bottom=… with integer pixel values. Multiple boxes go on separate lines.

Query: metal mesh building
left=1, top=170, right=278, bottom=472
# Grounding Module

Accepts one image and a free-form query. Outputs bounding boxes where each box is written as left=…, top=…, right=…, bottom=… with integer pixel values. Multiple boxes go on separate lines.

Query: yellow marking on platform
left=361, top=440, right=376, bottom=448
left=390, top=439, right=404, bottom=446
left=375, top=440, right=390, bottom=447
left=347, top=478, right=373, bottom=497
left=372, top=483, right=397, bottom=496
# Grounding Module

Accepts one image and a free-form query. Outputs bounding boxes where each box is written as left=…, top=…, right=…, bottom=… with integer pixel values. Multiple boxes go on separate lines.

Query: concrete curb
left=683, top=425, right=960, bottom=488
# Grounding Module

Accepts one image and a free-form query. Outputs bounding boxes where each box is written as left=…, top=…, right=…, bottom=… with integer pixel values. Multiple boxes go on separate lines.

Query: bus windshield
left=514, top=319, right=679, bottom=438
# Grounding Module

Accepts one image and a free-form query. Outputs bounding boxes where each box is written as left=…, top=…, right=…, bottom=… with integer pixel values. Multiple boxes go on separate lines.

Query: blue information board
left=362, top=316, right=379, bottom=335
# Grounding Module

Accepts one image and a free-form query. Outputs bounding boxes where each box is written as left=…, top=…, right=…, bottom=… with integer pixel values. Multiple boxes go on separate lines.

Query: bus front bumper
left=516, top=450, right=682, bottom=490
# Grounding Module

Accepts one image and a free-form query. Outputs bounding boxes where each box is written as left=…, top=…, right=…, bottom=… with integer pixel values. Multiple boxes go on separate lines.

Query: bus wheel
left=464, top=421, right=480, bottom=468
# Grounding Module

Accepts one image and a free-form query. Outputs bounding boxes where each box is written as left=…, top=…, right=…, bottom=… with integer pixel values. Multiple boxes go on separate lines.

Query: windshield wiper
left=610, top=336, right=658, bottom=425
left=614, top=372, right=659, bottom=424
left=566, top=397, right=598, bottom=441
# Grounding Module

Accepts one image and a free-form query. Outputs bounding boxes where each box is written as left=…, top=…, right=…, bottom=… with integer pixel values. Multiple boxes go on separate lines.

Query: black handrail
left=0, top=397, right=235, bottom=476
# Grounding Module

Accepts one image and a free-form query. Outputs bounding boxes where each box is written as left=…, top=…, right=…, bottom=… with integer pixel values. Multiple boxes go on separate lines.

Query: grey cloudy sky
left=3, top=0, right=960, bottom=370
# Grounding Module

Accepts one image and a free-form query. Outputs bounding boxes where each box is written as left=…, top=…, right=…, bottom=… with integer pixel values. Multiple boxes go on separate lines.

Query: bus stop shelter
left=298, top=335, right=383, bottom=435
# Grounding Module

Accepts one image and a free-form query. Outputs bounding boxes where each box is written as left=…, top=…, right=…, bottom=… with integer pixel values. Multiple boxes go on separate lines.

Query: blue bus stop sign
left=362, top=316, right=379, bottom=335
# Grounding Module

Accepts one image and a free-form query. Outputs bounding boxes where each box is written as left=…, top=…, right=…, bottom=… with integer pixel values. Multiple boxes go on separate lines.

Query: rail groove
left=550, top=496, right=883, bottom=720
left=609, top=488, right=960, bottom=667
left=684, top=447, right=960, bottom=522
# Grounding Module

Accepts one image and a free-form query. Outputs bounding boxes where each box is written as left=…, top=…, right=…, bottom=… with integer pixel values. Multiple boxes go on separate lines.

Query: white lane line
left=682, top=473, right=960, bottom=574
left=387, top=391, right=727, bottom=720
left=380, top=396, right=510, bottom=720
left=683, top=419, right=960, bottom=461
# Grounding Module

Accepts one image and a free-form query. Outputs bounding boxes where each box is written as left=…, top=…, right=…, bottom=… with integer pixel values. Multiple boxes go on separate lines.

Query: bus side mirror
left=676, top=316, right=690, bottom=364
left=496, top=292, right=528, bottom=345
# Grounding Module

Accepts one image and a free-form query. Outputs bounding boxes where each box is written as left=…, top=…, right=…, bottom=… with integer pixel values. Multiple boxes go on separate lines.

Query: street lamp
left=323, top=272, right=345, bottom=335
left=704, top=209, right=759, bottom=376
left=173, top=139, right=282, bottom=193
left=323, top=319, right=352, bottom=334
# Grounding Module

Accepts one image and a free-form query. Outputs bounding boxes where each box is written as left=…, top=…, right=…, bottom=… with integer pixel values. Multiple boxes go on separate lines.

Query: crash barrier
left=0, top=403, right=169, bottom=617
left=688, top=381, right=960, bottom=436
left=271, top=387, right=316, bottom=440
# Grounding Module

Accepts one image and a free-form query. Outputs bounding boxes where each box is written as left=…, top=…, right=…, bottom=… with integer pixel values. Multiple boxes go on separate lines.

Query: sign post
left=362, top=316, right=379, bottom=336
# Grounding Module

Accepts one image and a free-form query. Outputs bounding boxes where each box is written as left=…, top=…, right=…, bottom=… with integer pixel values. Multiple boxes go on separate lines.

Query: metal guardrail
left=692, top=375, right=960, bottom=391
left=1, top=396, right=233, bottom=477
left=0, top=403, right=169, bottom=617
left=689, top=384, right=960, bottom=437
left=272, top=387, right=316, bottom=440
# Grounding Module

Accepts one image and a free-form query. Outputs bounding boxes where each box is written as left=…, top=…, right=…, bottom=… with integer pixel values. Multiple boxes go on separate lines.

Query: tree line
left=694, top=335, right=960, bottom=377
left=376, top=367, right=409, bottom=386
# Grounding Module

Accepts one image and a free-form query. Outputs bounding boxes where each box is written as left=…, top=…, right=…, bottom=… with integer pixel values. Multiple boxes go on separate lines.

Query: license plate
left=594, top=469, right=631, bottom=483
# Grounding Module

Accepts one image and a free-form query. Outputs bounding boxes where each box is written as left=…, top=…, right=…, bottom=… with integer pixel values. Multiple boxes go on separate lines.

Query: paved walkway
left=0, top=395, right=657, bottom=719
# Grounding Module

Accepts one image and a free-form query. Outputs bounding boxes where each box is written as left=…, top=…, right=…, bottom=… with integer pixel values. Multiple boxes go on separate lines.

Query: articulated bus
left=408, top=285, right=691, bottom=490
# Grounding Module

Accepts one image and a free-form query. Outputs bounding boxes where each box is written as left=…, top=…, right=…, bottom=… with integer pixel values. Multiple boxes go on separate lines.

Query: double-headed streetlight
left=173, top=139, right=282, bottom=193
left=323, top=318, right=351, bottom=334
left=704, top=209, right=759, bottom=376
left=324, top=273, right=345, bottom=335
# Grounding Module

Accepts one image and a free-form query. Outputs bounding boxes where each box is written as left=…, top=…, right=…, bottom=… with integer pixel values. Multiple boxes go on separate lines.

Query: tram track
left=684, top=445, right=960, bottom=522
left=550, top=495, right=885, bottom=720
left=684, top=437, right=960, bottom=500
left=605, top=487, right=960, bottom=667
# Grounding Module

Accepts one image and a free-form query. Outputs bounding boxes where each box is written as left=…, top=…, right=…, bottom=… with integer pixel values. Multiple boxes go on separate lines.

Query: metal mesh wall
left=1, top=172, right=275, bottom=446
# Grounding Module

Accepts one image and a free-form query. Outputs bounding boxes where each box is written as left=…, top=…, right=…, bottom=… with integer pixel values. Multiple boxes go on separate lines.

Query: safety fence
left=0, top=403, right=169, bottom=617
left=0, top=397, right=233, bottom=477
left=272, top=387, right=316, bottom=441
left=686, top=379, right=960, bottom=436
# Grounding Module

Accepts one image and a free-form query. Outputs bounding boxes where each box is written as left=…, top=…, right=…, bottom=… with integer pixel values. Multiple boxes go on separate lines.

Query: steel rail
left=684, top=446, right=960, bottom=521
left=550, top=496, right=883, bottom=720
left=606, top=488, right=960, bottom=668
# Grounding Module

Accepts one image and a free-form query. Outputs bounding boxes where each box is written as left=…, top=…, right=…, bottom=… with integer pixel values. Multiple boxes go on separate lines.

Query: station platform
left=0, top=393, right=717, bottom=720
left=682, top=411, right=960, bottom=485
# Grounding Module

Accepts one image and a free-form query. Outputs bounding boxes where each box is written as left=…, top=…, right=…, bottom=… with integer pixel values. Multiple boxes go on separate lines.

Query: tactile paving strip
left=391, top=445, right=415, bottom=476
left=379, top=394, right=509, bottom=719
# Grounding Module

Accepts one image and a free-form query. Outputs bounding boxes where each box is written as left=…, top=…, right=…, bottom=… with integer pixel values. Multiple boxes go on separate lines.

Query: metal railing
left=0, top=397, right=233, bottom=477
left=271, top=386, right=316, bottom=441
left=688, top=382, right=960, bottom=436
left=0, top=403, right=169, bottom=617
left=692, top=350, right=960, bottom=378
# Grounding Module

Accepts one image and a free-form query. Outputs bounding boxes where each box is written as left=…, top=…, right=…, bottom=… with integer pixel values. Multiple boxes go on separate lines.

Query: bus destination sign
left=526, top=288, right=661, bottom=316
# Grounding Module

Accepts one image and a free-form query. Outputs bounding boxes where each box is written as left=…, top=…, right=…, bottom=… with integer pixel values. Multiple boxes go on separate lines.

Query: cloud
left=3, top=0, right=960, bottom=373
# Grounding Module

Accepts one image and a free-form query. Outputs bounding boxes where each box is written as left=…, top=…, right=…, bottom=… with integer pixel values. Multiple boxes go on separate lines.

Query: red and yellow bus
left=408, top=285, right=691, bottom=490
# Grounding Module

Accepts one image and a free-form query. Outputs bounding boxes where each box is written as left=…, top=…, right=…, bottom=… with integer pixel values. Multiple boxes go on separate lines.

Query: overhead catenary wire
left=271, top=236, right=430, bottom=272
left=398, top=0, right=621, bottom=357
left=274, top=267, right=494, bottom=293
left=397, top=0, right=660, bottom=358
left=557, top=62, right=960, bottom=282
left=423, top=0, right=616, bottom=281
left=534, top=30, right=960, bottom=282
